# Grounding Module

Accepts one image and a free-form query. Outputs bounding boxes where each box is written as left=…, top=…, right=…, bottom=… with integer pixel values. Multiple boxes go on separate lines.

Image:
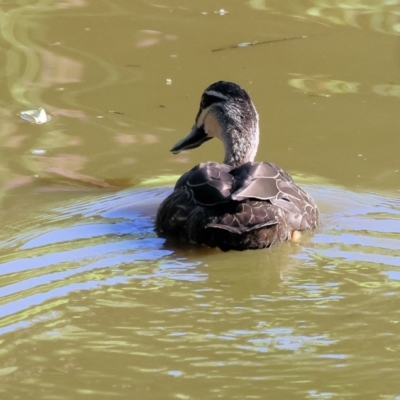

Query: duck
left=156, top=81, right=319, bottom=251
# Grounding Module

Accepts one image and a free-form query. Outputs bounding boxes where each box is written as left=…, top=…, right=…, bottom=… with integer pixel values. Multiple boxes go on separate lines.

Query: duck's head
left=171, top=81, right=260, bottom=167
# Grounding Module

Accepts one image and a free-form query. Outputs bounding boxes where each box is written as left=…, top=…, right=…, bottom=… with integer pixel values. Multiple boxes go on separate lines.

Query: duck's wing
left=175, top=162, right=235, bottom=206
left=228, top=162, right=318, bottom=231
left=156, top=162, right=235, bottom=236
left=182, top=162, right=284, bottom=234
left=231, top=162, right=292, bottom=201
left=157, top=161, right=318, bottom=241
left=205, top=162, right=318, bottom=233
left=205, top=199, right=279, bottom=234
left=270, top=178, right=319, bottom=231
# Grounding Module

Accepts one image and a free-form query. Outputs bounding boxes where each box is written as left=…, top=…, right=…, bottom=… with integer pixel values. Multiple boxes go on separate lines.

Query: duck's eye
left=201, top=96, right=219, bottom=109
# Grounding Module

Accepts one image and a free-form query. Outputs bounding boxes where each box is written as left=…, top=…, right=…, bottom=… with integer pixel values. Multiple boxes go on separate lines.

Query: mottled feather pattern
left=156, top=161, right=319, bottom=250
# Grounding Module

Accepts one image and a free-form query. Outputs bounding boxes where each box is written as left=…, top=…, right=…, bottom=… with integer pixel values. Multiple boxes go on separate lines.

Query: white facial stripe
left=204, top=90, right=229, bottom=100
left=195, top=107, right=221, bottom=139
left=203, top=112, right=222, bottom=139
left=196, top=107, right=209, bottom=127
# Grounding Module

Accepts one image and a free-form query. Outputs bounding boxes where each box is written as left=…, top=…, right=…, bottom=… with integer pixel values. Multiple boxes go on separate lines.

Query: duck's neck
left=222, top=126, right=259, bottom=167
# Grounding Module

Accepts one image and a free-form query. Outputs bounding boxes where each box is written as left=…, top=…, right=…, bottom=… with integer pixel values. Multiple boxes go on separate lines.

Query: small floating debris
left=31, top=149, right=47, bottom=155
left=20, top=107, right=52, bottom=124
left=166, top=78, right=172, bottom=85
left=215, top=9, right=228, bottom=15
left=108, top=110, right=124, bottom=115
left=212, top=35, right=307, bottom=52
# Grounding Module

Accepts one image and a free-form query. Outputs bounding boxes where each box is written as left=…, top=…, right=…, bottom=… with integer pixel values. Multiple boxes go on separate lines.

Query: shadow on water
left=0, top=180, right=399, bottom=337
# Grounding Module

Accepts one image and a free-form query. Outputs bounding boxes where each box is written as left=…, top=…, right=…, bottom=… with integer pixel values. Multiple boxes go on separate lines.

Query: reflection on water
left=288, top=74, right=400, bottom=98
left=249, top=0, right=400, bottom=35
left=0, top=183, right=399, bottom=398
left=288, top=74, right=359, bottom=95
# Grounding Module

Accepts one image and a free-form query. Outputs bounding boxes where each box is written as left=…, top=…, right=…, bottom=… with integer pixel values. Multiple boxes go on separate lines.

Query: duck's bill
left=170, top=125, right=212, bottom=154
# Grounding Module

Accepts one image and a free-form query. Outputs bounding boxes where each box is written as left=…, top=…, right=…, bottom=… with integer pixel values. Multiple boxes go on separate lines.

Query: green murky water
left=0, top=1, right=400, bottom=399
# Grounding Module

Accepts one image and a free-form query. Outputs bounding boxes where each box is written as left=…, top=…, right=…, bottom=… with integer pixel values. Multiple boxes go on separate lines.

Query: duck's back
left=156, top=161, right=319, bottom=251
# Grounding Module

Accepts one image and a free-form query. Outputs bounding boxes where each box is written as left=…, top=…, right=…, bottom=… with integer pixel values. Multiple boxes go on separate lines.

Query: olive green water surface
left=0, top=1, right=400, bottom=399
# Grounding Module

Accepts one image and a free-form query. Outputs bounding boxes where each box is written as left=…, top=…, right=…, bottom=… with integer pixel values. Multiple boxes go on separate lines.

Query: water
left=0, top=1, right=400, bottom=399
left=1, top=182, right=399, bottom=398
